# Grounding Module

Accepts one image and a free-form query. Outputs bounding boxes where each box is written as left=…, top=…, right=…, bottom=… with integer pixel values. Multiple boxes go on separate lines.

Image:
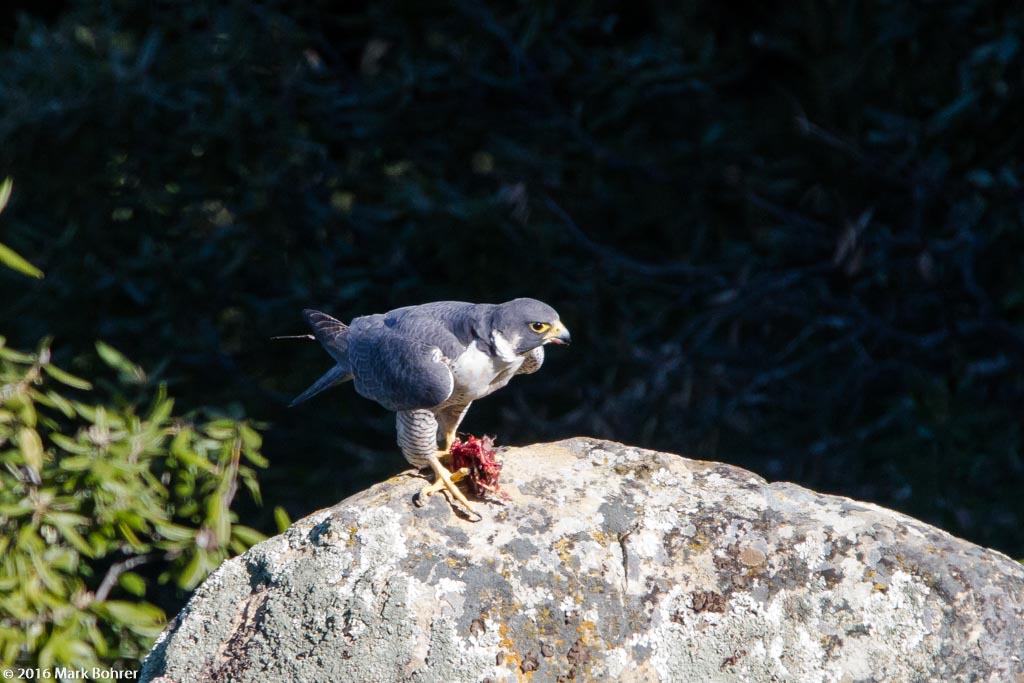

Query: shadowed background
left=2, top=0, right=1021, bottom=602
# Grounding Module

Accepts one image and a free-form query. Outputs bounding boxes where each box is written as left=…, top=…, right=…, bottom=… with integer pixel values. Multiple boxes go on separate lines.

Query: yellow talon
left=419, top=467, right=468, bottom=496
left=415, top=451, right=478, bottom=520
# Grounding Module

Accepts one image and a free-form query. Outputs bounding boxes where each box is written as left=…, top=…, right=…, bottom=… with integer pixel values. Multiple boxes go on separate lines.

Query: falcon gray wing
left=347, top=314, right=457, bottom=412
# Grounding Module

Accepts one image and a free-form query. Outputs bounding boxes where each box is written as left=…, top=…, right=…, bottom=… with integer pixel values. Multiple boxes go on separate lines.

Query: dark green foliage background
left=2, top=0, right=1022, bottom=584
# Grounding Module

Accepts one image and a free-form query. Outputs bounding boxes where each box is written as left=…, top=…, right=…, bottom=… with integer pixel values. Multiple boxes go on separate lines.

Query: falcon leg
left=397, top=409, right=478, bottom=520
left=436, top=402, right=472, bottom=453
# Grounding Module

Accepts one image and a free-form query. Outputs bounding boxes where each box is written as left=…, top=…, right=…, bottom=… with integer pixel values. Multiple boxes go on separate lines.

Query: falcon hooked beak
left=544, top=320, right=572, bottom=346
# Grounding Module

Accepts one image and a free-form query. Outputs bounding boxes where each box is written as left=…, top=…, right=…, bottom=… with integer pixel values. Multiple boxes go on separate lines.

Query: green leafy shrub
left=0, top=337, right=268, bottom=670
left=0, top=178, right=42, bottom=279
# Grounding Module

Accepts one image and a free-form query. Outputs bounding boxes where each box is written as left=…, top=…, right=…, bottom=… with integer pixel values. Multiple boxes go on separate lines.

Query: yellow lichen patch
left=554, top=537, right=575, bottom=565
left=873, top=583, right=888, bottom=592
left=497, top=622, right=532, bottom=681
left=576, top=619, right=598, bottom=643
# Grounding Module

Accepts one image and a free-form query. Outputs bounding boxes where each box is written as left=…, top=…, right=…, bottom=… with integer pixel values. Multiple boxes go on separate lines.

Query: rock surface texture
left=141, top=438, right=1024, bottom=682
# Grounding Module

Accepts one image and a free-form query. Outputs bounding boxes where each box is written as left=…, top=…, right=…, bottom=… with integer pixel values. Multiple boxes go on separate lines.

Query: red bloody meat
left=450, top=435, right=509, bottom=500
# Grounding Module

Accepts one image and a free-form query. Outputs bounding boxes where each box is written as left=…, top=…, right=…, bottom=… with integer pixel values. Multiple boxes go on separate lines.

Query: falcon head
left=490, top=297, right=571, bottom=356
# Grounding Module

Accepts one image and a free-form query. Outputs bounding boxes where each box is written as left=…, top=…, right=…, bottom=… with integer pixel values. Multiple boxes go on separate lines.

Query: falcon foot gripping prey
left=287, top=299, right=570, bottom=520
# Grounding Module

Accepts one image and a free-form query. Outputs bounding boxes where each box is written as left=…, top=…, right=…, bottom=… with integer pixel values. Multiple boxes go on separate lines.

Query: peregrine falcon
left=290, top=298, right=570, bottom=519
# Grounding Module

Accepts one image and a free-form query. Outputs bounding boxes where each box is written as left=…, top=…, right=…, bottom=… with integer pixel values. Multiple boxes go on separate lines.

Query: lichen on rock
left=141, top=438, right=1024, bottom=683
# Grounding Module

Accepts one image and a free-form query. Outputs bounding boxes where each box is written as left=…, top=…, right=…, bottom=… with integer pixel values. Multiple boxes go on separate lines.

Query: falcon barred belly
left=289, top=298, right=571, bottom=520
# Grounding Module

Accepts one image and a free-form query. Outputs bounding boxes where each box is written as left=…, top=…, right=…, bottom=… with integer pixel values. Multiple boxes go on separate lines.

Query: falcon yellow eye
left=530, top=322, right=550, bottom=334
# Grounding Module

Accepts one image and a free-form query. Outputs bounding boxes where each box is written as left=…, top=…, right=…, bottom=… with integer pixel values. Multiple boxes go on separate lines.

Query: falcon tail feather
left=303, top=309, right=349, bottom=363
left=289, top=365, right=352, bottom=407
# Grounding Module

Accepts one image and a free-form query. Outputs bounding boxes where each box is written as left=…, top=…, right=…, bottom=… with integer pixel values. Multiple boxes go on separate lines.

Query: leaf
left=95, top=341, right=146, bottom=382
left=37, top=628, right=60, bottom=672
left=154, top=521, right=196, bottom=543
left=86, top=620, right=109, bottom=657
left=0, top=343, right=34, bottom=362
left=274, top=506, right=291, bottom=533
left=44, top=511, right=89, bottom=527
left=1, top=629, right=22, bottom=663
left=207, top=494, right=231, bottom=546
left=19, top=426, right=45, bottom=472
left=0, top=501, right=34, bottom=517
left=57, top=455, right=93, bottom=472
left=95, top=599, right=164, bottom=622
left=239, top=423, right=263, bottom=451
left=0, top=242, right=44, bottom=279
left=118, top=572, right=147, bottom=597
left=51, top=521, right=95, bottom=557
left=15, top=396, right=37, bottom=428
left=57, top=638, right=98, bottom=669
left=28, top=548, right=67, bottom=596
left=72, top=401, right=98, bottom=421
left=117, top=521, right=146, bottom=550
left=147, top=393, right=174, bottom=426
left=242, top=447, right=269, bottom=469
left=43, top=364, right=93, bottom=391
left=176, top=550, right=209, bottom=590
left=239, top=469, right=262, bottom=506
left=43, top=389, right=79, bottom=418
left=203, top=419, right=237, bottom=440
left=51, top=433, right=92, bottom=455
left=0, top=177, right=11, bottom=213
left=231, top=524, right=266, bottom=547
left=45, top=547, right=79, bottom=573
left=93, top=600, right=165, bottom=636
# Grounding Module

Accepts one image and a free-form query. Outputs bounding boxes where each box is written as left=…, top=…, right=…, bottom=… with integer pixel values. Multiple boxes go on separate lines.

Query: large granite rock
left=141, top=438, right=1024, bottom=682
